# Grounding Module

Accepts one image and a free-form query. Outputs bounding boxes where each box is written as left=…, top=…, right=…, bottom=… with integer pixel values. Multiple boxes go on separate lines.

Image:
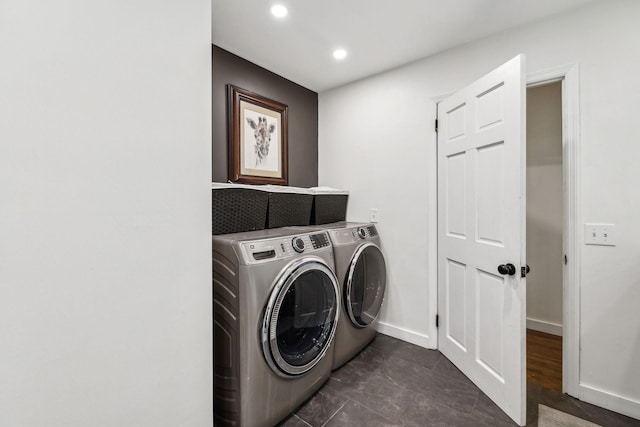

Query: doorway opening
left=525, top=81, right=563, bottom=392
left=525, top=63, right=580, bottom=400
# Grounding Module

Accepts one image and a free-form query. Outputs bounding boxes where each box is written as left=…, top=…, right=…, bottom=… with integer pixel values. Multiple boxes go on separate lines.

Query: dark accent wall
left=212, top=45, right=318, bottom=187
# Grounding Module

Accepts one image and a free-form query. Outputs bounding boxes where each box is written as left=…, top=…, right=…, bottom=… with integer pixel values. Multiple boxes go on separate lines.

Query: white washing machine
left=213, top=228, right=339, bottom=427
left=287, top=222, right=387, bottom=370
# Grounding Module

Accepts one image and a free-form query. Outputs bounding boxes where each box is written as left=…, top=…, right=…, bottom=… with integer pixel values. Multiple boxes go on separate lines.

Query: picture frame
left=227, top=85, right=288, bottom=185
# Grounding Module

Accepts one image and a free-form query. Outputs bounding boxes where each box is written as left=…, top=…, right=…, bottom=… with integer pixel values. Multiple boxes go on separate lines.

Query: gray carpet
left=538, top=404, right=602, bottom=427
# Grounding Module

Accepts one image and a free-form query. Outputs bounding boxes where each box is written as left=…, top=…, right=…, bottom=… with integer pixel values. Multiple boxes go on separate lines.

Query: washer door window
left=345, top=243, right=387, bottom=328
left=262, top=258, right=339, bottom=377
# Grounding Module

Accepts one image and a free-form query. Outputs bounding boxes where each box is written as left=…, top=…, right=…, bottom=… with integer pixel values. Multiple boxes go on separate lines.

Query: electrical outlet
left=584, top=223, right=616, bottom=246
left=370, top=208, right=379, bottom=223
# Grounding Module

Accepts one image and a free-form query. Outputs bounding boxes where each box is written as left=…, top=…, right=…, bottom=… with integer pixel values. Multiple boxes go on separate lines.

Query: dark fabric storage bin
left=310, top=191, right=349, bottom=225
left=267, top=192, right=314, bottom=228
left=212, top=184, right=268, bottom=235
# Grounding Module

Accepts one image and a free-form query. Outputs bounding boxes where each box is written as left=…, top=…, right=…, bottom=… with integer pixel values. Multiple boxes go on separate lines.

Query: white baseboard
left=578, top=383, right=640, bottom=421
left=526, top=317, right=563, bottom=336
left=377, top=321, right=435, bottom=349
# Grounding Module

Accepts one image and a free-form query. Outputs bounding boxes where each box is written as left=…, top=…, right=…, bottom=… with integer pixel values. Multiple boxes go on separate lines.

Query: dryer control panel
left=330, top=224, right=379, bottom=245
left=240, top=232, right=331, bottom=264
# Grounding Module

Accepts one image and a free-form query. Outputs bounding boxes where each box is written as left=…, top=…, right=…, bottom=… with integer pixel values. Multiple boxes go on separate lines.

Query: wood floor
left=527, top=328, right=563, bottom=392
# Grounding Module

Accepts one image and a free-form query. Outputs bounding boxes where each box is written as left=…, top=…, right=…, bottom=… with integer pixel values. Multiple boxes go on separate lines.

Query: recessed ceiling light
left=333, top=49, right=347, bottom=60
left=270, top=5, right=288, bottom=18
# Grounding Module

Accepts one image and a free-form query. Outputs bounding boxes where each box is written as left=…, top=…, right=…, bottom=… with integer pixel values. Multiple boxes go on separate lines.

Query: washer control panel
left=241, top=232, right=331, bottom=264
left=309, top=232, right=330, bottom=249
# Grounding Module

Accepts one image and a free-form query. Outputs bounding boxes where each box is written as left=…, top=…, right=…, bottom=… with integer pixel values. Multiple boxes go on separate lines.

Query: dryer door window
left=345, top=243, right=387, bottom=328
left=262, top=258, right=339, bottom=377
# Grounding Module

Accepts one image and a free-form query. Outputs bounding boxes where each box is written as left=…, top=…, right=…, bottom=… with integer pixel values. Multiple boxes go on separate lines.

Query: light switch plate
left=584, top=223, right=616, bottom=246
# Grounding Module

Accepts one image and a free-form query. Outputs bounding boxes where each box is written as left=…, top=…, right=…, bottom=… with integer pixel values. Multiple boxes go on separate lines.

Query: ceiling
left=212, top=0, right=596, bottom=92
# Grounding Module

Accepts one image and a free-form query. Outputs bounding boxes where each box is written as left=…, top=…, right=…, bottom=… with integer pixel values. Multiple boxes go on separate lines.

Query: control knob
left=357, top=227, right=367, bottom=239
left=292, top=237, right=305, bottom=253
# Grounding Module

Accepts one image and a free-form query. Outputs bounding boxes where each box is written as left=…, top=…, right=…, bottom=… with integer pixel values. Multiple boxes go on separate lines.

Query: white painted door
left=437, top=55, right=526, bottom=425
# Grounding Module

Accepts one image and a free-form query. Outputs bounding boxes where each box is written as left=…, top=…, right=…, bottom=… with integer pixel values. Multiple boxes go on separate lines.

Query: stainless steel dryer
left=213, top=228, right=339, bottom=427
left=287, top=222, right=387, bottom=370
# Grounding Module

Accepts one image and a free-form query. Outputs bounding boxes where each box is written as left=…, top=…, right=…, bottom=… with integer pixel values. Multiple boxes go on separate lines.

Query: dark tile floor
left=279, top=334, right=639, bottom=427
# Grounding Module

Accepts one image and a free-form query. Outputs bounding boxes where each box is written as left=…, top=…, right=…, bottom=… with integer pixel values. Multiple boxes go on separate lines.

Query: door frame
left=431, top=63, right=581, bottom=397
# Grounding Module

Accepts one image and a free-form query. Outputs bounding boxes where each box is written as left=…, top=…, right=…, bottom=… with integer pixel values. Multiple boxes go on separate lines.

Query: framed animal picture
left=227, top=85, right=288, bottom=185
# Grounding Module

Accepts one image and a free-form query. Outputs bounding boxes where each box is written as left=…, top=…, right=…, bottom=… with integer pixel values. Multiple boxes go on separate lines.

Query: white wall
left=526, top=82, right=563, bottom=335
left=319, top=0, right=640, bottom=418
left=319, top=76, right=437, bottom=347
left=0, top=1, right=212, bottom=426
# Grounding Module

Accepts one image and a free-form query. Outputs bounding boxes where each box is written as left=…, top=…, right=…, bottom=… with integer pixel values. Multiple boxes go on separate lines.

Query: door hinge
left=564, top=254, right=568, bottom=265
left=436, top=314, right=439, bottom=328
left=435, top=119, right=439, bottom=133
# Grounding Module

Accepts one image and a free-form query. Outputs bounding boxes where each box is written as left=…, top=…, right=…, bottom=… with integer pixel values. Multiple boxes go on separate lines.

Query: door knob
left=521, top=264, right=531, bottom=278
left=497, top=263, right=516, bottom=276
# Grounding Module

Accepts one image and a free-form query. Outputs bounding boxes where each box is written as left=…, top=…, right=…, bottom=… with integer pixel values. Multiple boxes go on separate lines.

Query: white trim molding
left=579, top=383, right=640, bottom=420
left=428, top=102, right=439, bottom=349
left=526, top=317, right=563, bottom=336
left=377, top=321, right=435, bottom=349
